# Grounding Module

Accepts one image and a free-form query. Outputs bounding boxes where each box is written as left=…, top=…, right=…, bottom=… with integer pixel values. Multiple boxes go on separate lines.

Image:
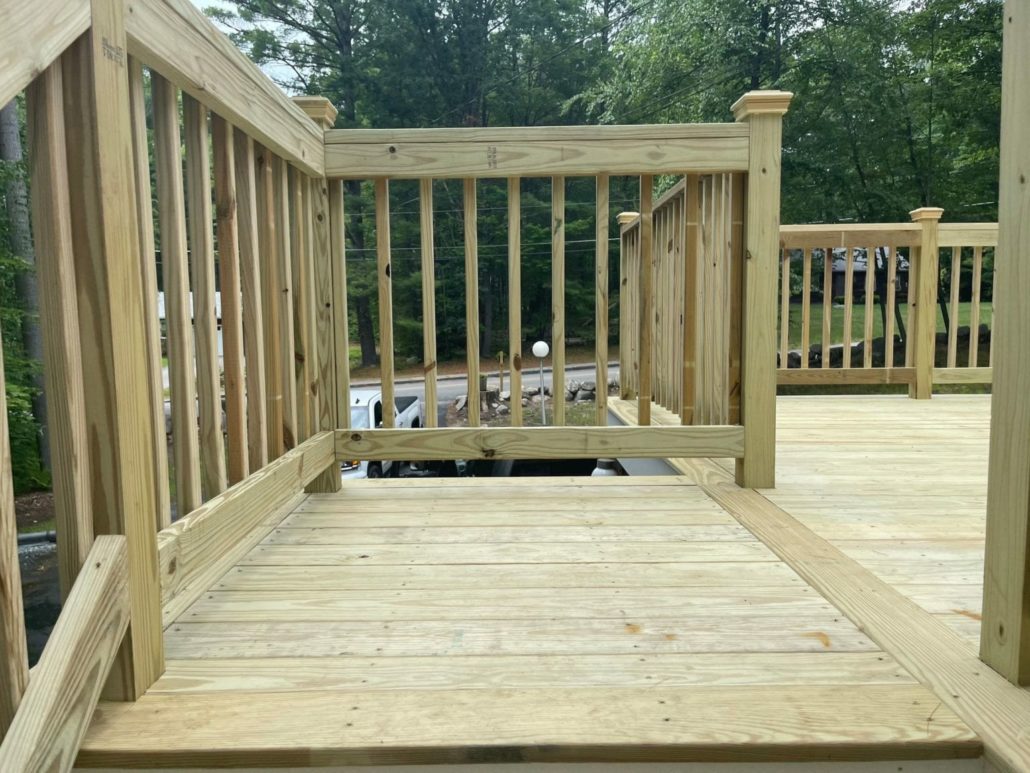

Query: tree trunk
left=0, top=100, right=48, bottom=467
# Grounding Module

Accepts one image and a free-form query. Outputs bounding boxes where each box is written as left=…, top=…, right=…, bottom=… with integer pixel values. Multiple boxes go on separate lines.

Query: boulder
left=497, top=404, right=509, bottom=415
left=581, top=380, right=596, bottom=391
left=454, top=394, right=467, bottom=412
left=500, top=390, right=511, bottom=402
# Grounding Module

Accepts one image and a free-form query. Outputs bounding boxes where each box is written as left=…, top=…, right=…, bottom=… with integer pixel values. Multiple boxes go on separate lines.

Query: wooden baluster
left=638, top=174, right=654, bottom=426
left=330, top=181, right=351, bottom=429
left=152, top=74, right=202, bottom=514
left=0, top=328, right=27, bottom=735
left=947, top=246, right=961, bottom=368
left=822, top=246, right=833, bottom=368
left=126, top=60, right=170, bottom=531
left=905, top=244, right=917, bottom=369
left=886, top=244, right=898, bottom=367
left=376, top=178, right=395, bottom=428
left=552, top=175, right=566, bottom=425
left=234, top=132, right=268, bottom=470
left=617, top=212, right=638, bottom=400
left=212, top=115, right=248, bottom=486
left=509, top=177, right=523, bottom=427
left=843, top=245, right=855, bottom=368
left=681, top=177, right=700, bottom=425
left=289, top=169, right=312, bottom=444
left=303, top=178, right=320, bottom=439
left=420, top=179, right=439, bottom=428
left=463, top=178, right=479, bottom=427
left=184, top=95, right=227, bottom=498
left=801, top=247, right=812, bottom=369
left=969, top=246, right=983, bottom=367
left=728, top=173, right=744, bottom=425
left=989, top=259, right=997, bottom=367
left=864, top=246, right=876, bottom=368
left=27, top=62, right=94, bottom=594
left=697, top=176, right=713, bottom=424
left=779, top=249, right=790, bottom=369
left=275, top=158, right=298, bottom=446
left=257, top=147, right=284, bottom=459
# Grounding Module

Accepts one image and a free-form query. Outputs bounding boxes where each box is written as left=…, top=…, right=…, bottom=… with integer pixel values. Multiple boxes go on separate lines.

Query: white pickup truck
left=341, top=389, right=423, bottom=479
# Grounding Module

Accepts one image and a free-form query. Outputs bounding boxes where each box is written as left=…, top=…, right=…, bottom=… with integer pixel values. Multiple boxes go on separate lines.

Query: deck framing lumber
left=0, top=537, right=128, bottom=772
left=156, top=432, right=334, bottom=625
left=0, top=0, right=89, bottom=108
left=673, top=457, right=1030, bottom=773
left=335, top=426, right=744, bottom=461
left=981, top=0, right=1030, bottom=686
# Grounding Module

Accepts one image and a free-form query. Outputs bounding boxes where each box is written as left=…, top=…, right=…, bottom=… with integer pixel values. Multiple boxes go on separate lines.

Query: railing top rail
left=938, top=222, right=999, bottom=248
left=780, top=223, right=922, bottom=249
left=0, top=0, right=90, bottom=107
left=618, top=178, right=688, bottom=231
left=125, top=0, right=324, bottom=177
left=323, top=123, right=750, bottom=179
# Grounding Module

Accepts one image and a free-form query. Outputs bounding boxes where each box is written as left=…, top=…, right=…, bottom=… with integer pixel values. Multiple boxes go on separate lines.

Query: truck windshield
left=350, top=407, right=370, bottom=429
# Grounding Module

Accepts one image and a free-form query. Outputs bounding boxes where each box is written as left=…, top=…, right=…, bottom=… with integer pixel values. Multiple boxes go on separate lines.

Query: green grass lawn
left=780, top=300, right=993, bottom=351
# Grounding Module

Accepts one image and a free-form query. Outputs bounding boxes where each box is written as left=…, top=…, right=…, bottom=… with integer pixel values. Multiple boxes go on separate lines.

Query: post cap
left=909, top=207, right=944, bottom=222
left=617, top=211, right=640, bottom=225
left=293, top=96, right=338, bottom=130
left=731, top=90, right=793, bottom=121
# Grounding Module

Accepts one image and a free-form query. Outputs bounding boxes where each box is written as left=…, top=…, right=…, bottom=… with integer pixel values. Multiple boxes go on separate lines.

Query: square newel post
left=982, top=0, right=1030, bottom=686
left=293, top=96, right=343, bottom=494
left=909, top=207, right=943, bottom=399
left=732, top=90, right=792, bottom=489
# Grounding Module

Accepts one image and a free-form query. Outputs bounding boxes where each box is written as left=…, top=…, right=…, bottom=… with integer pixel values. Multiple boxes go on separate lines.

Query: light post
left=532, top=340, right=549, bottom=425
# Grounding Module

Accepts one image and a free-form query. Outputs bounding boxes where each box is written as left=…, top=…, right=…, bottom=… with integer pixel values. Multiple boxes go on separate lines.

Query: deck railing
left=0, top=0, right=790, bottom=765
left=620, top=203, right=997, bottom=405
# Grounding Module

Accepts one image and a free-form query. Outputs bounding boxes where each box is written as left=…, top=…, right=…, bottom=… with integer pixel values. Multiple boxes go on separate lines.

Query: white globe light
left=532, top=340, right=549, bottom=358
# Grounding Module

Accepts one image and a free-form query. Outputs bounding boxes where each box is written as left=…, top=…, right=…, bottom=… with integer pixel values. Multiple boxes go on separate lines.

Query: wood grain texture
left=508, top=177, right=523, bottom=427
left=419, top=179, right=438, bottom=428
left=909, top=208, right=943, bottom=399
left=212, top=115, right=249, bottom=485
left=777, top=368, right=915, bottom=386
left=152, top=73, right=202, bottom=516
left=287, top=171, right=312, bottom=443
left=26, top=62, right=95, bottom=594
left=274, top=158, right=298, bottom=448
left=335, top=425, right=744, bottom=460
left=982, top=0, right=1030, bottom=686
left=184, top=95, right=228, bottom=498
left=330, top=181, right=351, bottom=429
left=154, top=652, right=915, bottom=693
left=595, top=174, right=609, bottom=425
left=125, top=0, right=323, bottom=177
left=80, top=684, right=977, bottom=766
left=734, top=93, right=790, bottom=487
left=61, top=3, right=164, bottom=698
left=234, top=132, right=269, bottom=471
left=637, top=175, right=653, bottom=425
left=258, top=148, right=284, bottom=460
left=0, top=537, right=128, bottom=772
left=375, top=178, right=396, bottom=428
left=0, top=329, right=27, bottom=736
left=323, top=130, right=749, bottom=179
left=464, top=178, right=480, bottom=426
left=552, top=175, right=566, bottom=425
left=0, top=0, right=89, bottom=108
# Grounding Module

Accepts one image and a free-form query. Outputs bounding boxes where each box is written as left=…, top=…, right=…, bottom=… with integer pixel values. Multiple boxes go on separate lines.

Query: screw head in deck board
left=731, top=90, right=794, bottom=121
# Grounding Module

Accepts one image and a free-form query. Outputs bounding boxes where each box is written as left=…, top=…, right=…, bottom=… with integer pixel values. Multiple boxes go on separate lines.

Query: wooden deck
left=75, top=395, right=1006, bottom=769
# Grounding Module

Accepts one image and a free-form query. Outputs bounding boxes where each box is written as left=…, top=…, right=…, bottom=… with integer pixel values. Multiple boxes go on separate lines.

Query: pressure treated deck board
left=163, top=616, right=877, bottom=658
left=240, top=540, right=777, bottom=565
left=765, top=395, right=990, bottom=644
left=215, top=561, right=806, bottom=591
left=152, top=652, right=918, bottom=693
left=180, top=586, right=837, bottom=623
left=79, top=685, right=978, bottom=767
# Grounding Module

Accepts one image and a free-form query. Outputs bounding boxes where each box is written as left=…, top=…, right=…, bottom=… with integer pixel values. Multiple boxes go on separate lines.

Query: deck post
left=61, top=0, right=164, bottom=698
left=909, top=207, right=943, bottom=400
left=981, top=0, right=1030, bottom=686
left=732, top=90, right=792, bottom=489
left=294, top=97, right=342, bottom=494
